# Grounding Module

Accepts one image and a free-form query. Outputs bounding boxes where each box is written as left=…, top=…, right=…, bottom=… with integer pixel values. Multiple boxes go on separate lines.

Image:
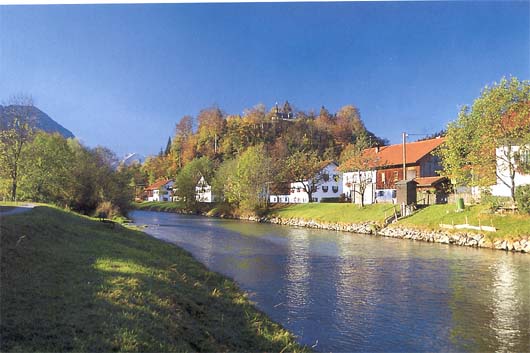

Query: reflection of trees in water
left=284, top=229, right=311, bottom=316
left=449, top=255, right=529, bottom=352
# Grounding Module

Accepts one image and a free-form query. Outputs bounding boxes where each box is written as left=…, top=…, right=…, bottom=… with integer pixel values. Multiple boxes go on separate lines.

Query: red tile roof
left=145, top=179, right=173, bottom=191
left=363, top=137, right=445, bottom=167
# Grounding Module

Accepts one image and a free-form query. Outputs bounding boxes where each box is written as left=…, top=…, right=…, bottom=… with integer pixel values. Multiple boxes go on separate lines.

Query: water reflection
left=490, top=256, right=522, bottom=352
left=284, top=228, right=311, bottom=316
left=131, top=211, right=530, bottom=353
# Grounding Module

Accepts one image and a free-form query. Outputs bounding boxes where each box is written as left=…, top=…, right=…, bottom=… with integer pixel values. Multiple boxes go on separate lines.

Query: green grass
left=268, top=203, right=394, bottom=224
left=132, top=201, right=187, bottom=212
left=397, top=203, right=530, bottom=240
left=0, top=206, right=308, bottom=352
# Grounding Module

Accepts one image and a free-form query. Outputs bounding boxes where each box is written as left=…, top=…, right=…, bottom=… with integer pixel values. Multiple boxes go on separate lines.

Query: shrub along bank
left=0, top=206, right=308, bottom=352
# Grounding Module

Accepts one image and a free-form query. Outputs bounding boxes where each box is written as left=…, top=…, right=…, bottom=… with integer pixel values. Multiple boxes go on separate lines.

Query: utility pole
left=402, top=132, right=407, bottom=180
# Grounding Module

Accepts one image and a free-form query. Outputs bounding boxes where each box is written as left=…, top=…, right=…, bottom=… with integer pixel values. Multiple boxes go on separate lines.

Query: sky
left=1, top=1, right=529, bottom=157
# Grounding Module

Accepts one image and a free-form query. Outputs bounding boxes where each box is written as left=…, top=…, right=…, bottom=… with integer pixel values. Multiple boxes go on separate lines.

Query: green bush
left=480, top=191, right=510, bottom=211
left=515, top=184, right=530, bottom=214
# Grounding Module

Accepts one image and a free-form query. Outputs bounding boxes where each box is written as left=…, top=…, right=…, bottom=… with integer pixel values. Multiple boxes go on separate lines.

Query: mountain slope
left=0, top=105, right=74, bottom=139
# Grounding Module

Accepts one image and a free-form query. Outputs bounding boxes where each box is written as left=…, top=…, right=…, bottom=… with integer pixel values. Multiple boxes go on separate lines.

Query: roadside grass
left=268, top=203, right=393, bottom=224
left=0, top=206, right=308, bottom=352
left=396, top=203, right=530, bottom=240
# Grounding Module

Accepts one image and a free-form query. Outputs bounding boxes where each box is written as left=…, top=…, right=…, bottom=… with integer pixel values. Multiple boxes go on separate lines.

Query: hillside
left=0, top=105, right=74, bottom=138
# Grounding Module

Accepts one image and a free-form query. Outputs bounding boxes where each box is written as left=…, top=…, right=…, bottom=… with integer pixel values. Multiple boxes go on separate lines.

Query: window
left=333, top=174, right=339, bottom=182
left=393, top=171, right=399, bottom=182
left=332, top=186, right=338, bottom=193
left=381, top=173, right=386, bottom=183
left=322, top=186, right=329, bottom=192
left=323, top=174, right=330, bottom=182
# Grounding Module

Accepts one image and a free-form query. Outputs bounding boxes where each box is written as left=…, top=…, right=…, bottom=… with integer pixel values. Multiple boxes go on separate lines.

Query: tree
left=284, top=150, right=327, bottom=203
left=339, top=131, right=379, bottom=207
left=171, top=115, right=195, bottom=168
left=174, top=157, right=214, bottom=210
left=19, top=132, right=74, bottom=203
left=0, top=96, right=36, bottom=201
left=333, top=105, right=364, bottom=147
left=164, top=136, right=172, bottom=156
left=196, top=106, right=224, bottom=158
left=439, top=76, right=530, bottom=201
left=214, top=145, right=271, bottom=212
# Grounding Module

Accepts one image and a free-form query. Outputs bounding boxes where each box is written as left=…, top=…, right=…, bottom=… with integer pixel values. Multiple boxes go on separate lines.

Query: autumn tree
left=0, top=96, right=36, bottom=201
left=171, top=115, right=195, bottom=168
left=333, top=105, right=364, bottom=147
left=284, top=150, right=327, bottom=202
left=196, top=106, right=224, bottom=159
left=439, top=76, right=530, bottom=201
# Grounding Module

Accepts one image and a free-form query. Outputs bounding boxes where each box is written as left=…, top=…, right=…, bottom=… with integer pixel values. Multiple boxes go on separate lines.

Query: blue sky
left=1, top=2, right=528, bottom=157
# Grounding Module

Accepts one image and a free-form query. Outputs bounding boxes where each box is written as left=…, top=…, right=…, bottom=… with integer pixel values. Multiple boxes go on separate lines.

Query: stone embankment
left=137, top=206, right=529, bottom=253
left=242, top=215, right=530, bottom=254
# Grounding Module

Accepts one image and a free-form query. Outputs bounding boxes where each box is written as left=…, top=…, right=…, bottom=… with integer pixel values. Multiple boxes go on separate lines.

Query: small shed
left=396, top=179, right=417, bottom=206
left=415, top=176, right=450, bottom=205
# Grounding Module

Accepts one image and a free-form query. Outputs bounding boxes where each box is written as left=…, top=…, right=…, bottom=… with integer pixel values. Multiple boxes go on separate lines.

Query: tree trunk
left=11, top=179, right=17, bottom=202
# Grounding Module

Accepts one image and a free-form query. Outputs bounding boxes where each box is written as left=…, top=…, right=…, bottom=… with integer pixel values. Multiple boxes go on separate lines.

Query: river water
left=131, top=210, right=530, bottom=352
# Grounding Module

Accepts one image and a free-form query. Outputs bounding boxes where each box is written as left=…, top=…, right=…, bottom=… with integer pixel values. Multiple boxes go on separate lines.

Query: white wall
left=490, top=146, right=530, bottom=197
left=342, top=171, right=376, bottom=205
left=196, top=176, right=215, bottom=203
left=271, top=163, right=343, bottom=203
left=147, top=181, right=174, bottom=202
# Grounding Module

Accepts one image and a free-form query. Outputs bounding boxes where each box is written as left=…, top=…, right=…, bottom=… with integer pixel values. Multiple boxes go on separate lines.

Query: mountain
left=0, top=105, right=75, bottom=139
left=121, top=153, right=145, bottom=166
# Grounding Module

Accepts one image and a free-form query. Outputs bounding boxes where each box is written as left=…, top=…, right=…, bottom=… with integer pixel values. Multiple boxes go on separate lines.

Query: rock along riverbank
left=133, top=206, right=529, bottom=254
left=239, top=215, right=530, bottom=254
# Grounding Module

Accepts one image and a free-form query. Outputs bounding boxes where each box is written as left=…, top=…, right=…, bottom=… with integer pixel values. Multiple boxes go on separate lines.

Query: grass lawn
left=396, top=203, right=530, bottom=240
left=132, top=201, right=187, bottom=212
left=268, top=203, right=394, bottom=224
left=0, top=206, right=308, bottom=352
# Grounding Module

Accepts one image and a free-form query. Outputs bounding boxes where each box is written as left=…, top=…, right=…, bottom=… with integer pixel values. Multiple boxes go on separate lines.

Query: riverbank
left=0, top=206, right=308, bottom=352
left=133, top=202, right=530, bottom=253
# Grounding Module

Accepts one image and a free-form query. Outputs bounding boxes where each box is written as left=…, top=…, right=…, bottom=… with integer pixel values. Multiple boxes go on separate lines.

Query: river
left=131, top=210, right=530, bottom=352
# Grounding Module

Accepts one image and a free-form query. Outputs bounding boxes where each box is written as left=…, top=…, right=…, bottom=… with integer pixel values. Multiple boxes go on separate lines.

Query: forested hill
left=0, top=105, right=74, bottom=139
left=143, top=102, right=387, bottom=182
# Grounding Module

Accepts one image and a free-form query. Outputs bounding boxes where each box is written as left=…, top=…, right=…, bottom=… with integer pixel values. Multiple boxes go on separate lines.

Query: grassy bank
left=268, top=203, right=392, bottom=224
left=395, top=203, right=530, bottom=240
left=132, top=201, right=187, bottom=212
left=0, top=206, right=308, bottom=352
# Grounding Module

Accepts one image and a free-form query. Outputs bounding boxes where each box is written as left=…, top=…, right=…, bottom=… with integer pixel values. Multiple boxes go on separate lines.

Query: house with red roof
left=342, top=137, right=448, bottom=204
left=144, top=179, right=174, bottom=202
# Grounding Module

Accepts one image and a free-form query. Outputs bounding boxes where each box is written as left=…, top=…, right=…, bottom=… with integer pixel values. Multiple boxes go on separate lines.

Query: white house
left=145, top=179, right=174, bottom=202
left=270, top=162, right=343, bottom=203
left=490, top=145, right=530, bottom=197
left=342, top=170, right=377, bottom=205
left=196, top=175, right=215, bottom=203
